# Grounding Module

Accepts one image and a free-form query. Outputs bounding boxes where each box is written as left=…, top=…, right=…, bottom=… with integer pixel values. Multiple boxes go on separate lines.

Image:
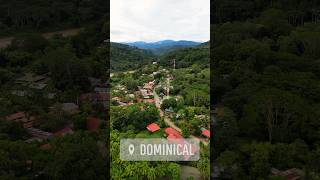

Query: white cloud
left=111, top=0, right=210, bottom=42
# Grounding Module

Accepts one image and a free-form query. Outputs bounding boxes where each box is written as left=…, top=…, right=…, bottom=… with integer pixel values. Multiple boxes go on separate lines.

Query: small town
left=111, top=64, right=210, bottom=143
left=110, top=53, right=211, bottom=179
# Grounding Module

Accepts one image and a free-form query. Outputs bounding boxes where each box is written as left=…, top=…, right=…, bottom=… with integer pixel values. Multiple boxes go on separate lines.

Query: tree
left=217, top=150, right=243, bottom=178
left=43, top=132, right=108, bottom=179
left=123, top=77, right=138, bottom=91
left=242, top=88, right=307, bottom=143
left=161, top=98, right=177, bottom=110
left=180, top=122, right=191, bottom=137
left=0, top=68, right=13, bottom=84
left=0, top=120, right=27, bottom=140
left=111, top=104, right=160, bottom=131
left=44, top=48, right=90, bottom=91
left=73, top=113, right=88, bottom=130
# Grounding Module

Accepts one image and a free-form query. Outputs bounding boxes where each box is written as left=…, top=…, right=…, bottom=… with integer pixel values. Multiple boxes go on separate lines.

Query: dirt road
left=0, top=28, right=82, bottom=49
left=153, top=81, right=209, bottom=146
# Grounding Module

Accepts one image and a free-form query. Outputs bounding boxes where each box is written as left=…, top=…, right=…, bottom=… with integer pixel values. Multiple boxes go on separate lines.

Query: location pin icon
left=129, top=144, right=135, bottom=155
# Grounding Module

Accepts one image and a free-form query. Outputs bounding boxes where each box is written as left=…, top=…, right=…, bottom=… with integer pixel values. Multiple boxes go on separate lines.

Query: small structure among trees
left=147, top=123, right=160, bottom=133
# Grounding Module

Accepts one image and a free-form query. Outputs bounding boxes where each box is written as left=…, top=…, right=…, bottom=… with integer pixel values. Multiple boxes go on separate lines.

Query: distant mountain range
left=121, top=40, right=202, bottom=55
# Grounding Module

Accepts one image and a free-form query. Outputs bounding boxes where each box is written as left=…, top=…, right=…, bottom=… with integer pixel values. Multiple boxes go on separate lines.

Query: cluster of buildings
left=146, top=122, right=211, bottom=139
left=139, top=80, right=155, bottom=99
left=3, top=75, right=108, bottom=142
left=5, top=112, right=53, bottom=141
left=4, top=106, right=102, bottom=142
left=11, top=73, right=54, bottom=97
left=112, top=80, right=157, bottom=106
left=79, top=77, right=109, bottom=108
left=16, top=73, right=50, bottom=90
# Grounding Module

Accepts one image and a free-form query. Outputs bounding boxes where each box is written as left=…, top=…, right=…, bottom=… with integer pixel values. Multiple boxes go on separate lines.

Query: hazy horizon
left=112, top=39, right=209, bottom=43
left=111, top=0, right=210, bottom=42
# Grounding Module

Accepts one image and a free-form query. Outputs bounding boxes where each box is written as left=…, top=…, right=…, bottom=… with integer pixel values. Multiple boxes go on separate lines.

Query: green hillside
left=212, top=0, right=320, bottom=179
left=159, top=43, right=210, bottom=69
left=110, top=43, right=156, bottom=72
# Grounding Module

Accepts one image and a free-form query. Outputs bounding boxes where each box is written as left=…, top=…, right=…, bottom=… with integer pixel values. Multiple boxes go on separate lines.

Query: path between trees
left=0, top=28, right=83, bottom=49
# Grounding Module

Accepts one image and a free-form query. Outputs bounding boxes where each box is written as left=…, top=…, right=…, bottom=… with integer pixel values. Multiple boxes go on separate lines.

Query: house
left=147, top=123, right=160, bottom=132
left=16, top=73, right=50, bottom=89
left=165, top=127, right=182, bottom=139
left=165, top=130, right=199, bottom=160
left=143, top=81, right=155, bottom=90
left=140, top=89, right=150, bottom=99
left=87, top=117, right=100, bottom=131
left=6, top=112, right=33, bottom=128
left=139, top=87, right=153, bottom=99
left=153, top=71, right=160, bottom=76
left=53, top=124, right=74, bottom=137
left=201, top=128, right=211, bottom=138
left=16, top=73, right=49, bottom=84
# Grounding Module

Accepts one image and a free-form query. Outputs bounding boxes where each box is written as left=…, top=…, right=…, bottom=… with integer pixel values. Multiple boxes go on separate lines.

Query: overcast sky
left=111, top=0, right=210, bottom=43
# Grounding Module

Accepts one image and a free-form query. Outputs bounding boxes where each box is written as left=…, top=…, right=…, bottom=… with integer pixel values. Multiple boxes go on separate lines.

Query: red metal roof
left=147, top=123, right=160, bottom=132
left=87, top=117, right=100, bottom=131
left=165, top=127, right=182, bottom=139
left=202, top=129, right=210, bottom=138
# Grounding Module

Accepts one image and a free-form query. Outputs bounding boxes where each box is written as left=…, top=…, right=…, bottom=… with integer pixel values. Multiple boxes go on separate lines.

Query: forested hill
left=159, top=42, right=210, bottom=69
left=212, top=1, right=320, bottom=179
left=124, top=40, right=201, bottom=55
left=110, top=43, right=156, bottom=72
left=212, top=0, right=320, bottom=24
left=0, top=0, right=107, bottom=36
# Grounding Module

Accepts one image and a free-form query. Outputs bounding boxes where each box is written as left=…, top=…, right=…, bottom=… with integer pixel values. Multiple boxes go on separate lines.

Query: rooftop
left=165, top=127, right=182, bottom=139
left=147, top=123, right=160, bottom=132
left=202, top=129, right=210, bottom=138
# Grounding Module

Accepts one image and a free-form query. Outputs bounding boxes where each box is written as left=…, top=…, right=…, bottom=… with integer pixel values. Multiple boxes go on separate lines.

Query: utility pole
left=173, top=59, right=176, bottom=71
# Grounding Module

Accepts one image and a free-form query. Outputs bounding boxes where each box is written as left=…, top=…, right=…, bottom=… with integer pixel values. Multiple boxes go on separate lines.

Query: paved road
left=0, top=28, right=82, bottom=49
